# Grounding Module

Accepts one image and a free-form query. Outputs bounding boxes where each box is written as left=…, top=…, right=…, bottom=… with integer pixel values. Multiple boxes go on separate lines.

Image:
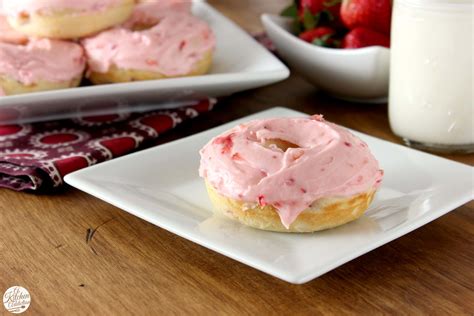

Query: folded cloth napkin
left=0, top=99, right=215, bottom=192
left=253, top=32, right=276, bottom=53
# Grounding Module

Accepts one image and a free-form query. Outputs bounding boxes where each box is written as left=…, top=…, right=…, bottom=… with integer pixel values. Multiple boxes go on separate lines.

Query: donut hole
left=263, top=139, right=300, bottom=152
left=128, top=17, right=162, bottom=31
left=131, top=22, right=156, bottom=31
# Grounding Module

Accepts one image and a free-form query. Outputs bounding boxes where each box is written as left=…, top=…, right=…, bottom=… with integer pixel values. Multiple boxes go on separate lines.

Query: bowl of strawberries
left=261, top=0, right=391, bottom=102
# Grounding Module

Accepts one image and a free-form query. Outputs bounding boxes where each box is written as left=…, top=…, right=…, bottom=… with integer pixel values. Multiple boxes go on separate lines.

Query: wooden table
left=1, top=1, right=473, bottom=314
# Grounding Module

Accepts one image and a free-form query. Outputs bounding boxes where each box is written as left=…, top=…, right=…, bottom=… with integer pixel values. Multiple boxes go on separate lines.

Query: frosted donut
left=3, top=0, right=135, bottom=39
left=199, top=115, right=384, bottom=233
left=0, top=38, right=85, bottom=96
left=81, top=11, right=215, bottom=84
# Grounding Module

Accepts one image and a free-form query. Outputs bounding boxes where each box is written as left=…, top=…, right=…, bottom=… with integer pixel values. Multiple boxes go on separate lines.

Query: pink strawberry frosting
left=0, top=15, right=27, bottom=44
left=82, top=12, right=215, bottom=76
left=0, top=38, right=85, bottom=85
left=123, top=0, right=192, bottom=28
left=3, top=0, right=125, bottom=16
left=199, top=115, right=384, bottom=228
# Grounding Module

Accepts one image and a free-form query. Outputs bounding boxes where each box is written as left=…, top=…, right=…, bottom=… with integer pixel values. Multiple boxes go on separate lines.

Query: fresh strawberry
left=341, top=0, right=392, bottom=35
left=297, top=0, right=342, bottom=30
left=325, top=2, right=343, bottom=29
left=299, top=26, right=334, bottom=41
left=281, top=0, right=344, bottom=35
left=299, top=26, right=340, bottom=47
left=299, top=0, right=325, bottom=16
left=342, top=27, right=390, bottom=48
left=299, top=0, right=342, bottom=20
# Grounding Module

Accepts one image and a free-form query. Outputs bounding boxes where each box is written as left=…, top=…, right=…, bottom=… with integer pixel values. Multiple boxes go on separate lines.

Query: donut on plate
left=199, top=115, right=384, bottom=233
left=81, top=9, right=215, bottom=84
left=3, top=0, right=135, bottom=39
left=0, top=17, right=86, bottom=96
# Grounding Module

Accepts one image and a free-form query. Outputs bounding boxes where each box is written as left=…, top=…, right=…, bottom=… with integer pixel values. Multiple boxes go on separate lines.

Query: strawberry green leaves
left=280, top=3, right=298, bottom=18
left=303, top=9, right=319, bottom=30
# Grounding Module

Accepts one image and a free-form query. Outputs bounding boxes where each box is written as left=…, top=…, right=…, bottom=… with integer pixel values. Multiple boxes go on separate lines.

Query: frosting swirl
left=199, top=115, right=384, bottom=228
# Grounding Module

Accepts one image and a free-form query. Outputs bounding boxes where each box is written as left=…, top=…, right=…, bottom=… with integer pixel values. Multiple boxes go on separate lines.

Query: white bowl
left=261, top=14, right=390, bottom=102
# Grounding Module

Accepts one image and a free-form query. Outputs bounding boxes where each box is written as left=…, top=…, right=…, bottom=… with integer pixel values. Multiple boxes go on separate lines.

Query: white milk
left=389, top=0, right=473, bottom=151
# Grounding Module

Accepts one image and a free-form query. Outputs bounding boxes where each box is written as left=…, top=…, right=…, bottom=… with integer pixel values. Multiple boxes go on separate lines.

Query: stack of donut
left=0, top=0, right=216, bottom=96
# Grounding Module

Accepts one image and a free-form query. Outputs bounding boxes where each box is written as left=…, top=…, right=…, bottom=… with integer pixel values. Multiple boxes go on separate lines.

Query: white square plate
left=0, top=1, right=289, bottom=124
left=65, top=108, right=473, bottom=284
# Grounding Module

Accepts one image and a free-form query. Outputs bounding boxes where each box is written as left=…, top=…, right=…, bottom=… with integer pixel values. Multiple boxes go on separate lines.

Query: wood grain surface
left=1, top=1, right=473, bottom=315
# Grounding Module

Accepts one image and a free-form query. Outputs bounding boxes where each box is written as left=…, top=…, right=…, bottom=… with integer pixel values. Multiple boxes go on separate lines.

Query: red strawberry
left=325, top=2, right=343, bottom=29
left=299, top=0, right=341, bottom=19
left=342, top=27, right=390, bottom=48
left=297, top=0, right=342, bottom=29
left=213, top=134, right=234, bottom=154
left=299, top=26, right=340, bottom=47
left=341, top=0, right=392, bottom=35
left=299, top=0, right=325, bottom=16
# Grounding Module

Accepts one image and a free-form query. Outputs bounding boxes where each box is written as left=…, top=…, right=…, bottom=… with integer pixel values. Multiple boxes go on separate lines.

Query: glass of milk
left=389, top=0, right=473, bottom=153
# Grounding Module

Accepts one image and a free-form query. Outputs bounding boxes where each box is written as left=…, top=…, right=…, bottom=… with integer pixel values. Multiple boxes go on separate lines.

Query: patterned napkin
left=0, top=99, right=215, bottom=191
left=254, top=32, right=276, bottom=53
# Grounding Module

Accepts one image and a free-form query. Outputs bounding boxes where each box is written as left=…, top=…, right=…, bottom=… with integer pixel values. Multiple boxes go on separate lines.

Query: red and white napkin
left=0, top=99, right=215, bottom=191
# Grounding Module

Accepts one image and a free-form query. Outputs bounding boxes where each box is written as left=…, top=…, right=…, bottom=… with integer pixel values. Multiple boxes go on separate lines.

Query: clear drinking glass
left=389, top=0, right=473, bottom=153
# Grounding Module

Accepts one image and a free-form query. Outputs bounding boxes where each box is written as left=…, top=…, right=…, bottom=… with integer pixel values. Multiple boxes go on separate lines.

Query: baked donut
left=0, top=38, right=85, bottom=96
left=199, top=115, right=384, bottom=233
left=81, top=10, right=215, bottom=84
left=3, top=0, right=135, bottom=39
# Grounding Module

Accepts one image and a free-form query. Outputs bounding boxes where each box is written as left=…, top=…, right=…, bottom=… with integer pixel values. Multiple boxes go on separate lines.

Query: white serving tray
left=0, top=1, right=289, bottom=124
